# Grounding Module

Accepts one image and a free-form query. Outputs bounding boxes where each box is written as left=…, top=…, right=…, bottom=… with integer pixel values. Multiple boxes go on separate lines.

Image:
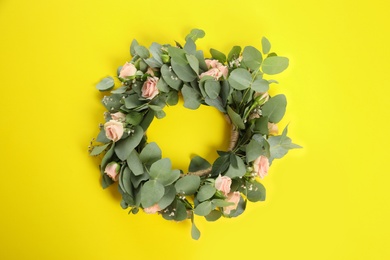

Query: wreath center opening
left=147, top=96, right=230, bottom=172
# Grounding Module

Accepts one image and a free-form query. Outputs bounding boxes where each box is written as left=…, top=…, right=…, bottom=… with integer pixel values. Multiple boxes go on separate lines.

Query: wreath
left=89, top=29, right=300, bottom=239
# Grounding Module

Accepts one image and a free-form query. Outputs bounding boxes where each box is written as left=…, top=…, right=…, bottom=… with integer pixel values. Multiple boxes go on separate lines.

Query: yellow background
left=1, top=0, right=389, bottom=259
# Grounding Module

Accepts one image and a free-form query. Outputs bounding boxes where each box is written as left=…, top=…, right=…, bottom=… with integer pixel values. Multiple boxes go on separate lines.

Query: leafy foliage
left=89, top=29, right=300, bottom=240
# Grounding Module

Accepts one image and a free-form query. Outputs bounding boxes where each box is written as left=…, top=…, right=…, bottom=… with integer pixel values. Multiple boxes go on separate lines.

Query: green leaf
left=182, top=84, right=201, bottom=110
left=261, top=37, right=271, bottom=54
left=204, top=97, right=225, bottom=113
left=134, top=45, right=149, bottom=59
left=114, top=125, right=144, bottom=160
left=251, top=77, right=270, bottom=93
left=227, top=46, right=241, bottom=61
left=96, top=77, right=115, bottom=92
left=229, top=196, right=246, bottom=217
left=185, top=28, right=205, bottom=42
left=191, top=217, right=201, bottom=240
left=127, top=150, right=144, bottom=176
left=124, top=94, right=143, bottom=109
left=252, top=134, right=271, bottom=158
left=261, top=94, right=287, bottom=123
left=268, top=126, right=302, bottom=161
left=125, top=111, right=143, bottom=126
left=160, top=64, right=182, bottom=90
left=227, top=106, right=245, bottom=129
left=212, top=199, right=234, bottom=207
left=156, top=77, right=170, bottom=93
left=102, top=94, right=123, bottom=112
left=242, top=46, right=263, bottom=71
left=158, top=185, right=177, bottom=209
left=130, top=39, right=139, bottom=57
left=261, top=56, right=289, bottom=75
left=149, top=42, right=163, bottom=64
left=246, top=181, right=266, bottom=202
left=225, top=155, right=246, bottom=178
left=171, top=60, right=197, bottom=82
left=204, top=80, right=221, bottom=99
left=140, top=142, right=162, bottom=165
left=246, top=139, right=263, bottom=163
left=196, top=185, right=216, bottom=202
left=174, top=175, right=201, bottom=195
left=210, top=48, right=226, bottom=63
left=184, top=38, right=196, bottom=55
left=100, top=143, right=115, bottom=173
left=186, top=54, right=199, bottom=75
left=139, top=110, right=154, bottom=131
left=90, top=143, right=110, bottom=156
left=166, top=90, right=179, bottom=106
left=194, top=201, right=213, bottom=216
left=167, top=46, right=188, bottom=66
left=130, top=171, right=149, bottom=189
left=189, top=156, right=211, bottom=172
left=205, top=210, right=222, bottom=221
left=119, top=167, right=133, bottom=195
left=149, top=158, right=171, bottom=178
left=140, top=180, right=165, bottom=208
left=101, top=173, right=114, bottom=189
left=253, top=116, right=269, bottom=135
left=211, top=155, right=230, bottom=176
left=228, top=68, right=252, bottom=90
left=195, top=50, right=208, bottom=71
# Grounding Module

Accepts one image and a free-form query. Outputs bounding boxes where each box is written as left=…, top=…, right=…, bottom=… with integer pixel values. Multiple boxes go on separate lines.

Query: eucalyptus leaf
left=189, top=156, right=211, bottom=172
left=130, top=170, right=149, bottom=189
left=166, top=90, right=179, bottom=106
left=124, top=94, right=144, bottom=109
left=251, top=77, right=270, bottom=93
left=242, top=46, right=263, bottom=71
left=139, top=110, right=154, bottom=131
left=211, top=199, right=234, bottom=208
left=185, top=28, right=205, bottom=42
left=134, top=45, right=149, bottom=59
left=171, top=60, right=197, bottom=82
left=149, top=42, right=163, bottom=64
left=253, top=116, right=269, bottom=135
left=186, top=54, right=199, bottom=75
left=261, top=56, right=289, bottom=75
left=211, top=155, right=230, bottom=176
left=140, top=180, right=165, bottom=208
left=174, top=175, right=200, bottom=195
left=156, top=77, right=170, bottom=93
left=161, top=64, right=182, bottom=90
left=196, top=185, right=216, bottom=202
left=225, top=155, right=246, bottom=178
left=182, top=84, right=201, bottom=110
left=261, top=37, right=271, bottom=54
left=158, top=185, right=177, bottom=209
left=184, top=38, right=196, bottom=55
left=127, top=150, right=144, bottom=176
left=90, top=143, right=110, bottom=156
left=227, top=106, right=245, bottom=129
left=228, top=68, right=252, bottom=90
left=140, top=142, right=162, bottom=165
left=261, top=94, right=287, bottom=123
left=130, top=39, right=139, bottom=57
left=149, top=158, right=171, bottom=179
left=268, top=126, right=302, bottom=161
left=205, top=210, right=222, bottom=221
left=205, top=97, right=225, bottom=113
left=210, top=48, right=226, bottom=63
left=119, top=167, right=133, bottom=195
left=114, top=125, right=144, bottom=161
left=191, top=218, right=201, bottom=240
left=204, top=80, right=221, bottom=99
left=194, top=201, right=213, bottom=216
left=227, top=46, right=241, bottom=61
left=195, top=50, right=208, bottom=71
left=246, top=139, right=263, bottom=163
left=246, top=181, right=266, bottom=202
left=168, top=46, right=188, bottom=66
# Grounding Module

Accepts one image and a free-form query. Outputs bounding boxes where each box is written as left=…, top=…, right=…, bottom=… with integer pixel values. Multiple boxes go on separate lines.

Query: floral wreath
left=89, top=29, right=300, bottom=239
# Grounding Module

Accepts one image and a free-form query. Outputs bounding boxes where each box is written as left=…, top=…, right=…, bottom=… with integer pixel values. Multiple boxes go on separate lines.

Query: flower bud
left=161, top=54, right=170, bottom=63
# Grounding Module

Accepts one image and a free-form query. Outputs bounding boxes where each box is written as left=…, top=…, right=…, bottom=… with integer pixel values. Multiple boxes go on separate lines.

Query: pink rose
left=253, top=155, right=269, bottom=179
left=119, top=62, right=137, bottom=78
left=143, top=204, right=161, bottom=214
left=223, top=191, right=241, bottom=214
left=215, top=175, right=232, bottom=196
left=200, top=59, right=228, bottom=80
left=104, top=120, right=124, bottom=142
left=110, top=112, right=126, bottom=122
left=141, top=76, right=159, bottom=99
left=104, top=162, right=120, bottom=181
left=268, top=122, right=278, bottom=135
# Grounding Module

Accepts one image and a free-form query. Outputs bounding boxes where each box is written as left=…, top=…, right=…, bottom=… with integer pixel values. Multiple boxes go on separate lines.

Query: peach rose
left=215, top=175, right=232, bottom=196
left=104, top=162, right=120, bottom=181
left=143, top=204, right=161, bottom=214
left=104, top=120, right=124, bottom=142
left=200, top=59, right=228, bottom=80
left=253, top=155, right=269, bottom=179
left=223, top=191, right=241, bottom=214
left=110, top=112, right=126, bottom=122
left=268, top=122, right=279, bottom=135
left=119, top=62, right=137, bottom=78
left=141, top=76, right=159, bottom=99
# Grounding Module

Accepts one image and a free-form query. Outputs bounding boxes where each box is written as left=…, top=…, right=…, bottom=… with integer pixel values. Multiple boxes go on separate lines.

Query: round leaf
left=174, top=175, right=201, bottom=195
left=140, top=180, right=165, bottom=208
left=228, top=68, right=252, bottom=90
left=96, top=76, right=115, bottom=92
left=261, top=56, right=289, bottom=75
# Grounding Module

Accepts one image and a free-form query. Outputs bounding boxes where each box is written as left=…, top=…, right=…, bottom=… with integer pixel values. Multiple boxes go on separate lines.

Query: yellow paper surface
left=1, top=0, right=390, bottom=259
